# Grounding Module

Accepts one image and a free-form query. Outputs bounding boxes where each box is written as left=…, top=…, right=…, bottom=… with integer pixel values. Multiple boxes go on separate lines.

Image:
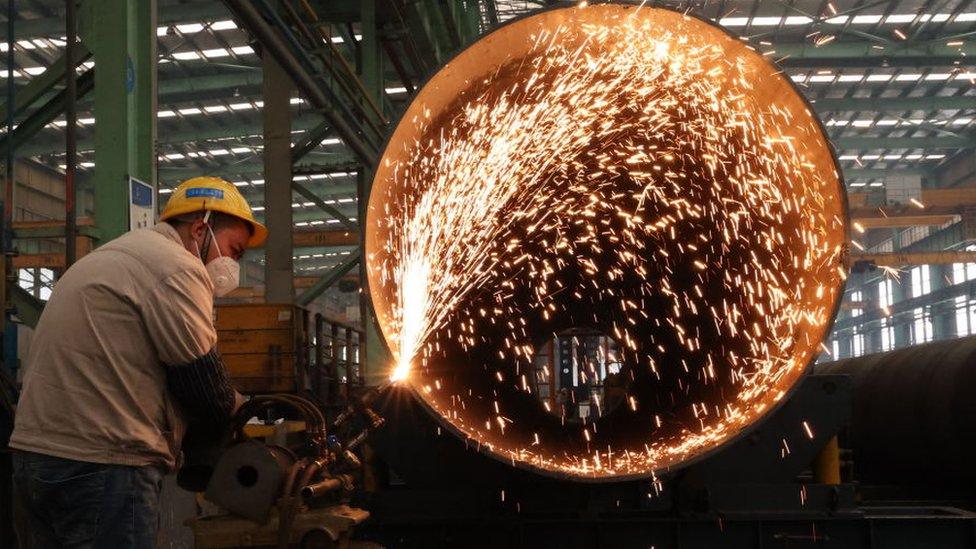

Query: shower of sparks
left=368, top=5, right=846, bottom=479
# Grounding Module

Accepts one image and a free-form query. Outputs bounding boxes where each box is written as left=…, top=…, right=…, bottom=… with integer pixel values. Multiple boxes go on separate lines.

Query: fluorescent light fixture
left=719, top=17, right=749, bottom=26
left=784, top=16, right=812, bottom=25
left=885, top=14, right=915, bottom=23
left=178, top=108, right=202, bottom=115
left=211, top=20, right=238, bottom=31
left=175, top=23, right=205, bottom=33
left=201, top=48, right=230, bottom=58
left=203, top=105, right=228, bottom=113
left=172, top=51, right=201, bottom=60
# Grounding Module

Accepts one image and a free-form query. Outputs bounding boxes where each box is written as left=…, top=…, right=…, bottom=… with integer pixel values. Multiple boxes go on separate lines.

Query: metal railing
left=305, top=311, right=364, bottom=406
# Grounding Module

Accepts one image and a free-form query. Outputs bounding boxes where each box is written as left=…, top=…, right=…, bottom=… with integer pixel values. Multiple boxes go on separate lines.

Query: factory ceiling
left=0, top=0, right=973, bottom=275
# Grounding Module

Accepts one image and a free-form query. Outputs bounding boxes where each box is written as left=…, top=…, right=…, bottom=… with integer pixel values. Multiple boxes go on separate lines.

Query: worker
left=8, top=177, right=267, bottom=547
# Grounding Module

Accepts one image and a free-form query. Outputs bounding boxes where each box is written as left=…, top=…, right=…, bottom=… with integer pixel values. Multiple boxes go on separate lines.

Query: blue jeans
left=12, top=451, right=163, bottom=548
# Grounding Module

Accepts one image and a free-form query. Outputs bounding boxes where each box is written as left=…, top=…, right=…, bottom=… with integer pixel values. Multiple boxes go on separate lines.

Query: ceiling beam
left=776, top=42, right=976, bottom=67
left=0, top=2, right=232, bottom=41
left=852, top=214, right=959, bottom=229
left=20, top=116, right=327, bottom=157
left=159, top=157, right=358, bottom=182
left=851, top=250, right=976, bottom=267
left=813, top=96, right=976, bottom=112
left=832, top=135, right=976, bottom=150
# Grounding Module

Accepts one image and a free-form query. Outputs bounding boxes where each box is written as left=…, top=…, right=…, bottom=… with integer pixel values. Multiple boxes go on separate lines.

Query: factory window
left=912, top=307, right=933, bottom=344
left=878, top=279, right=894, bottom=309
left=910, top=266, right=931, bottom=298
left=18, top=268, right=54, bottom=301
left=831, top=339, right=840, bottom=359
left=952, top=247, right=976, bottom=284
left=850, top=291, right=863, bottom=318
left=880, top=319, right=895, bottom=352
left=852, top=326, right=865, bottom=357
left=954, top=296, right=976, bottom=337
left=534, top=329, right=627, bottom=423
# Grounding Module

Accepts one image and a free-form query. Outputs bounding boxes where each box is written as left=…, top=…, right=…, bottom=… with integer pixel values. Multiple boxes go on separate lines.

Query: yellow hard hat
left=160, top=176, right=268, bottom=247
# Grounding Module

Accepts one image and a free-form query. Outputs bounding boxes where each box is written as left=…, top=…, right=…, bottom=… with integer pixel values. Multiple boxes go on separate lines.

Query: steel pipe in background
left=817, top=335, right=976, bottom=487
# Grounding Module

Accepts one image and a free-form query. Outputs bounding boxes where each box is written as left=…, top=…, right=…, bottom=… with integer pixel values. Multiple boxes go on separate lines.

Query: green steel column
left=891, top=263, right=912, bottom=348
left=461, top=0, right=482, bottom=42
left=360, top=0, right=390, bottom=385
left=929, top=264, right=953, bottom=340
left=83, top=0, right=157, bottom=242
left=862, top=276, right=881, bottom=354
left=360, top=0, right=383, bottom=123
left=263, top=54, right=294, bottom=303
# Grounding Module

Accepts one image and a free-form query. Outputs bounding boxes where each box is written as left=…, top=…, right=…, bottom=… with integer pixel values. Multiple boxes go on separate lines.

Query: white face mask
left=194, top=223, right=241, bottom=298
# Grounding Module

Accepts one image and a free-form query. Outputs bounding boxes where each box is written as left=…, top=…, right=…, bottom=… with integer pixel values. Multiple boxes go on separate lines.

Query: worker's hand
left=232, top=391, right=247, bottom=416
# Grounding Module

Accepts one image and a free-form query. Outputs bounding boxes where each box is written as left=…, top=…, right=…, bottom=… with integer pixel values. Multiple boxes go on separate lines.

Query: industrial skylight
left=718, top=12, right=973, bottom=26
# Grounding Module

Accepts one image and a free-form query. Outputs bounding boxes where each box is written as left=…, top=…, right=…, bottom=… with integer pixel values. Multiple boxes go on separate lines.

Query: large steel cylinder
left=817, top=336, right=976, bottom=487
left=366, top=3, right=847, bottom=481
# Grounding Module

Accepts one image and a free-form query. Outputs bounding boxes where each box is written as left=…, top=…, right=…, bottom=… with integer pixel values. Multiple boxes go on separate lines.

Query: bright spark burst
left=367, top=5, right=846, bottom=479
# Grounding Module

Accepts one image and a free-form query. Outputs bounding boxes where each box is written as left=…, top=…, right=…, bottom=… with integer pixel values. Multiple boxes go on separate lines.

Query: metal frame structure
left=0, top=0, right=973, bottom=375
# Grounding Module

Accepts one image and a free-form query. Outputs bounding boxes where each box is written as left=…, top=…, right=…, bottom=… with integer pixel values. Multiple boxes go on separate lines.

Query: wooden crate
left=215, top=304, right=307, bottom=394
